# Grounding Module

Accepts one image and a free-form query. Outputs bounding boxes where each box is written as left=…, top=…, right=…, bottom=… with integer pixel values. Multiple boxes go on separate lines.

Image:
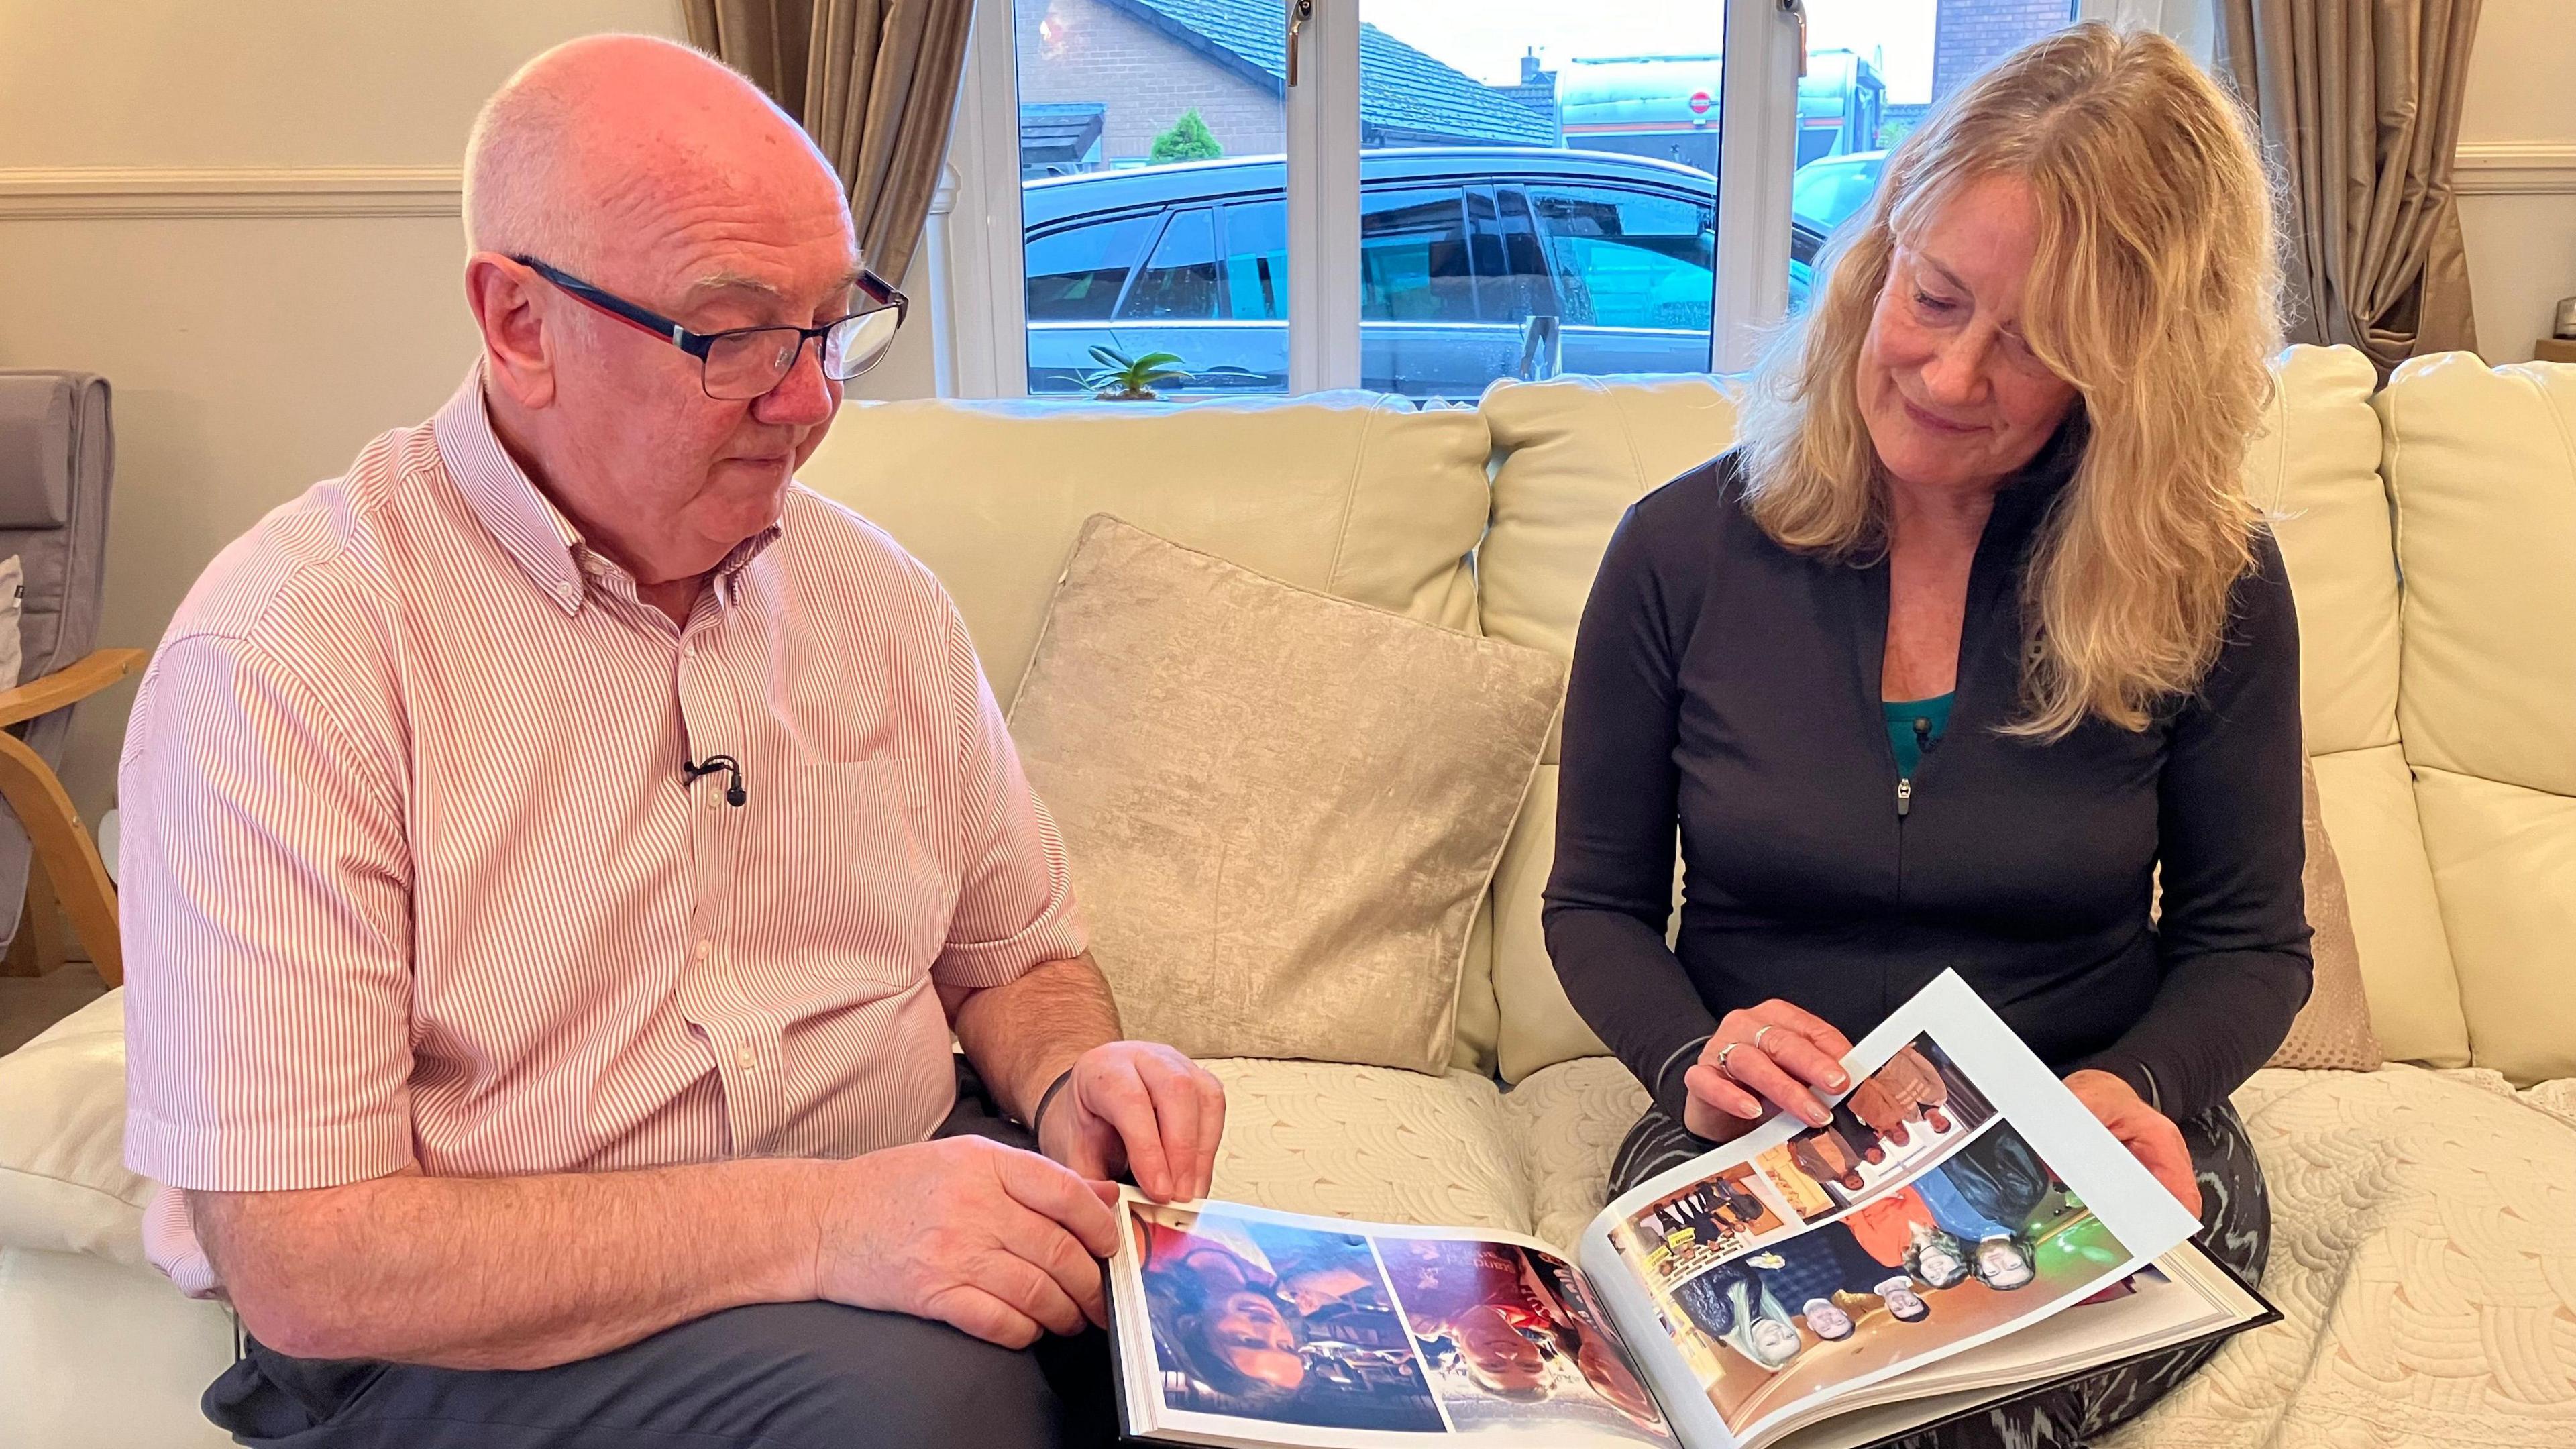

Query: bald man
left=118, top=35, right=1220, bottom=1448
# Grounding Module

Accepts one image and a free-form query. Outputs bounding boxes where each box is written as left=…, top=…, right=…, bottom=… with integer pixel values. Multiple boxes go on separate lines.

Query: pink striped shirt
left=119, top=369, right=1087, bottom=1296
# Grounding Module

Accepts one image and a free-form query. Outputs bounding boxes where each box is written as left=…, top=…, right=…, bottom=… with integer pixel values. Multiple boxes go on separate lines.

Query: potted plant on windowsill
left=1081, top=345, right=1191, bottom=402
left=1071, top=345, right=1262, bottom=399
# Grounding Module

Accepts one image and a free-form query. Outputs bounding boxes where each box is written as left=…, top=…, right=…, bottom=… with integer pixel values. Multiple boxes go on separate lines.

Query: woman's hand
left=1680, top=1002, right=1856, bottom=1142
left=2063, top=1069, right=2201, bottom=1219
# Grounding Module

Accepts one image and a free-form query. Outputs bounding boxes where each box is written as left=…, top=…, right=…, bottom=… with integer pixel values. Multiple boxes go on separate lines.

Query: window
left=1358, top=1, right=1726, bottom=396
left=975, top=0, right=2205, bottom=397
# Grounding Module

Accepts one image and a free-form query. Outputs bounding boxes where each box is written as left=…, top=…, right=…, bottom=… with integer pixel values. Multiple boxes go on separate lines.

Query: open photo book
left=1104, top=971, right=2279, bottom=1449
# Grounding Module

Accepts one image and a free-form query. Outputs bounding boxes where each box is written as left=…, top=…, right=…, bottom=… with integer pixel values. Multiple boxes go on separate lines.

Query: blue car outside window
left=1025, top=214, right=1155, bottom=321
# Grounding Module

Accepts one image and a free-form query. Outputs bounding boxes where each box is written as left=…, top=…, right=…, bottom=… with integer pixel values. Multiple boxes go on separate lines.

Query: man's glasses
left=512, top=256, right=908, bottom=401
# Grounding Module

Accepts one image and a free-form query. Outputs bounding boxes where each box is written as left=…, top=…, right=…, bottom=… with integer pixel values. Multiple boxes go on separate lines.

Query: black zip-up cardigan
left=1542, top=448, right=2314, bottom=1128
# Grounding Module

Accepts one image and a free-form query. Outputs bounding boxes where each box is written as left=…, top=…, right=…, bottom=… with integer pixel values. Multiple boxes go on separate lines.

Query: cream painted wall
left=2455, top=0, right=2576, bottom=363
left=0, top=0, right=936, bottom=827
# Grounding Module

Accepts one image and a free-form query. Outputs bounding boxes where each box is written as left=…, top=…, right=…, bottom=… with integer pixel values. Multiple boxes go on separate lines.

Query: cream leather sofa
left=3, top=345, right=2571, bottom=1446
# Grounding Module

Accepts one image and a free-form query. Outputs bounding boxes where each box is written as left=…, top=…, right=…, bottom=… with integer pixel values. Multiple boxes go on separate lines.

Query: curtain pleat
left=2217, top=0, right=2484, bottom=375
left=684, top=0, right=974, bottom=284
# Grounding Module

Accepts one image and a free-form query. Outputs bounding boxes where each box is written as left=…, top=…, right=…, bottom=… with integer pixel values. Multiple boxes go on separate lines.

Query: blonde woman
left=1545, top=25, right=2298, bottom=1444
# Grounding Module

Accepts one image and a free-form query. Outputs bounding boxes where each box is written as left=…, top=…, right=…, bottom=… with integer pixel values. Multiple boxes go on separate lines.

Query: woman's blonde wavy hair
left=1736, top=23, right=2282, bottom=739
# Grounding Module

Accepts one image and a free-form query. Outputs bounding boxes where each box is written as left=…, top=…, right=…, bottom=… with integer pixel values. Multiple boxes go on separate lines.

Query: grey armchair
left=0, top=372, right=137, bottom=986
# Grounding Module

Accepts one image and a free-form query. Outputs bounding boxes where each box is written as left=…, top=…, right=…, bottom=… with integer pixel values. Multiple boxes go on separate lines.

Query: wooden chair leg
left=0, top=731, right=119, bottom=987
left=1, top=855, right=65, bottom=977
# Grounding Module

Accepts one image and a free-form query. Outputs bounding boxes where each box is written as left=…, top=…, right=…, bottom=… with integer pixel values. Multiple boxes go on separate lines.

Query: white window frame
left=938, top=0, right=2202, bottom=396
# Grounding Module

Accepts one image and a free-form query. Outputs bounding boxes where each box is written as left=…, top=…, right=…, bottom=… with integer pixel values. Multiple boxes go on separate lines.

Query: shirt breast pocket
left=753, top=758, right=952, bottom=983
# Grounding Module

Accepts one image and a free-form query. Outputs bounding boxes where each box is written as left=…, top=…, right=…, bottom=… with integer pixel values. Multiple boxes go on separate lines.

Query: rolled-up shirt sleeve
left=119, top=630, right=416, bottom=1194
left=928, top=599, right=1087, bottom=989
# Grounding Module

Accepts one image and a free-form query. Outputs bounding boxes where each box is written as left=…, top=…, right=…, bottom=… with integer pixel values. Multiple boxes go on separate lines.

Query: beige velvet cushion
left=794, top=391, right=1503, bottom=1077
left=1010, top=517, right=1565, bottom=1075
left=2268, top=760, right=2382, bottom=1071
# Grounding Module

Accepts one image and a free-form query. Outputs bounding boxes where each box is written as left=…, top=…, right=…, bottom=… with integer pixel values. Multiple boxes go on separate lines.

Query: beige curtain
left=2216, top=0, right=2485, bottom=372
left=684, top=0, right=973, bottom=284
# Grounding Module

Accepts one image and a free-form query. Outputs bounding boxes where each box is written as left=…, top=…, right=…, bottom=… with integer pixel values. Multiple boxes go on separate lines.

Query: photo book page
left=1108, top=1194, right=1684, bottom=1448
left=1104, top=971, right=2273, bottom=1449
left=1574, top=971, right=2239, bottom=1449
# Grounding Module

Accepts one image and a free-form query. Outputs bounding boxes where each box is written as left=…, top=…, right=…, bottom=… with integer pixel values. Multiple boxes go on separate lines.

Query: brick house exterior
left=1017, top=0, right=1284, bottom=163
left=1931, top=0, right=2074, bottom=105
left=1015, top=0, right=1551, bottom=172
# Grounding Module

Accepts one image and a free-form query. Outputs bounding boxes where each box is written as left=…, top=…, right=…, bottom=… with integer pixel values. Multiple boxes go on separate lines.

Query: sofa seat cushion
left=2102, top=1064, right=2576, bottom=1447
left=1501, top=1054, right=1648, bottom=1252
left=0, top=1247, right=234, bottom=1448
left=1199, top=1059, right=1531, bottom=1236
left=0, top=989, right=145, bottom=1266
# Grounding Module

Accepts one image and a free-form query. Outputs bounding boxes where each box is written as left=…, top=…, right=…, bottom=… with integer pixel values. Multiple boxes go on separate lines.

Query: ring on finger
left=1752, top=1023, right=1778, bottom=1053
left=1716, top=1042, right=1750, bottom=1079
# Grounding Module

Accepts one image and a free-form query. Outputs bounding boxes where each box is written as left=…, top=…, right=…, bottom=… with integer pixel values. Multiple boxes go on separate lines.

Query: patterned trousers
left=1609, top=1098, right=2269, bottom=1448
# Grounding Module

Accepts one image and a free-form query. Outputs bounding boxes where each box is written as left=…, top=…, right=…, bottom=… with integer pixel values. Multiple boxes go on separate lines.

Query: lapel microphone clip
left=682, top=753, right=747, bottom=807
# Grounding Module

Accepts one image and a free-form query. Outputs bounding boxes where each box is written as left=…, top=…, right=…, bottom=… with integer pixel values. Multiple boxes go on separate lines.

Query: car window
left=1791, top=220, right=1827, bottom=270
left=1360, top=186, right=1475, bottom=324
left=1468, top=186, right=1552, bottom=323
left=1024, top=214, right=1156, bottom=322
left=1118, top=207, right=1220, bottom=321
left=1221, top=199, right=1288, bottom=322
left=1791, top=159, right=1881, bottom=233
left=1527, top=186, right=1714, bottom=331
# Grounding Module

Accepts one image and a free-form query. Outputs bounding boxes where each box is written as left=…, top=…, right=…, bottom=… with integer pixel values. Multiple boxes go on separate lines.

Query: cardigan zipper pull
left=1896, top=777, right=1913, bottom=818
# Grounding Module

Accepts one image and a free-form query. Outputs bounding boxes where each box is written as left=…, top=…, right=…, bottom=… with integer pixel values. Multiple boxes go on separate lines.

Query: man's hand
left=812, top=1136, right=1122, bottom=1350
left=2063, top=1069, right=2202, bottom=1219
left=1036, top=1041, right=1227, bottom=1203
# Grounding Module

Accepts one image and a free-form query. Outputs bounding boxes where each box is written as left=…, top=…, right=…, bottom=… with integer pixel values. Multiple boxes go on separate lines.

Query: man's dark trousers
left=201, top=1064, right=1120, bottom=1448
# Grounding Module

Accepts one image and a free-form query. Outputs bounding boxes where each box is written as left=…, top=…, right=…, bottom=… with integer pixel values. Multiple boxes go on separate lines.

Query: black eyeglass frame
left=510, top=254, right=908, bottom=398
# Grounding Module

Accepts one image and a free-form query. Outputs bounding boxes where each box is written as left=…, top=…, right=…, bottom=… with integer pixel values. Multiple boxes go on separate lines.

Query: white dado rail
left=2454, top=142, right=2576, bottom=195
left=0, top=166, right=462, bottom=219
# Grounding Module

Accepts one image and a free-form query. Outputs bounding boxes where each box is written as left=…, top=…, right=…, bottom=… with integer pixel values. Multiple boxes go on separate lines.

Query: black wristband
left=1029, top=1065, right=1078, bottom=1143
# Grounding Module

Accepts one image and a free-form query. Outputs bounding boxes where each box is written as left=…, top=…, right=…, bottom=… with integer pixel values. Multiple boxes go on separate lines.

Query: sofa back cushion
left=798, top=392, right=1491, bottom=702
left=795, top=392, right=1501, bottom=1069
left=2377, top=354, right=2576, bottom=1085
left=2247, top=346, right=2467, bottom=1067
left=1475, top=376, right=1739, bottom=1082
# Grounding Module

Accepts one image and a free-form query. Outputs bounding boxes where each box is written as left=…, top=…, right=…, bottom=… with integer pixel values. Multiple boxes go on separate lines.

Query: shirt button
left=735, top=1044, right=758, bottom=1071
left=706, top=792, right=725, bottom=811
left=693, top=938, right=712, bottom=961
left=683, top=641, right=697, bottom=659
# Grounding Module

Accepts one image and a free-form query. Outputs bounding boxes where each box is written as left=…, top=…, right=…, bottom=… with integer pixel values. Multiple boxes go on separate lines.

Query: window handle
left=1287, top=0, right=1313, bottom=87
left=1780, top=0, right=1809, bottom=78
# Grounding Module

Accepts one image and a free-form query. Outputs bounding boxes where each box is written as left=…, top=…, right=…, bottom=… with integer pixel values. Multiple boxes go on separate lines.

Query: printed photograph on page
left=1611, top=1032, right=2142, bottom=1442
left=1375, top=1234, right=1676, bottom=1445
left=1129, top=1199, right=1446, bottom=1433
